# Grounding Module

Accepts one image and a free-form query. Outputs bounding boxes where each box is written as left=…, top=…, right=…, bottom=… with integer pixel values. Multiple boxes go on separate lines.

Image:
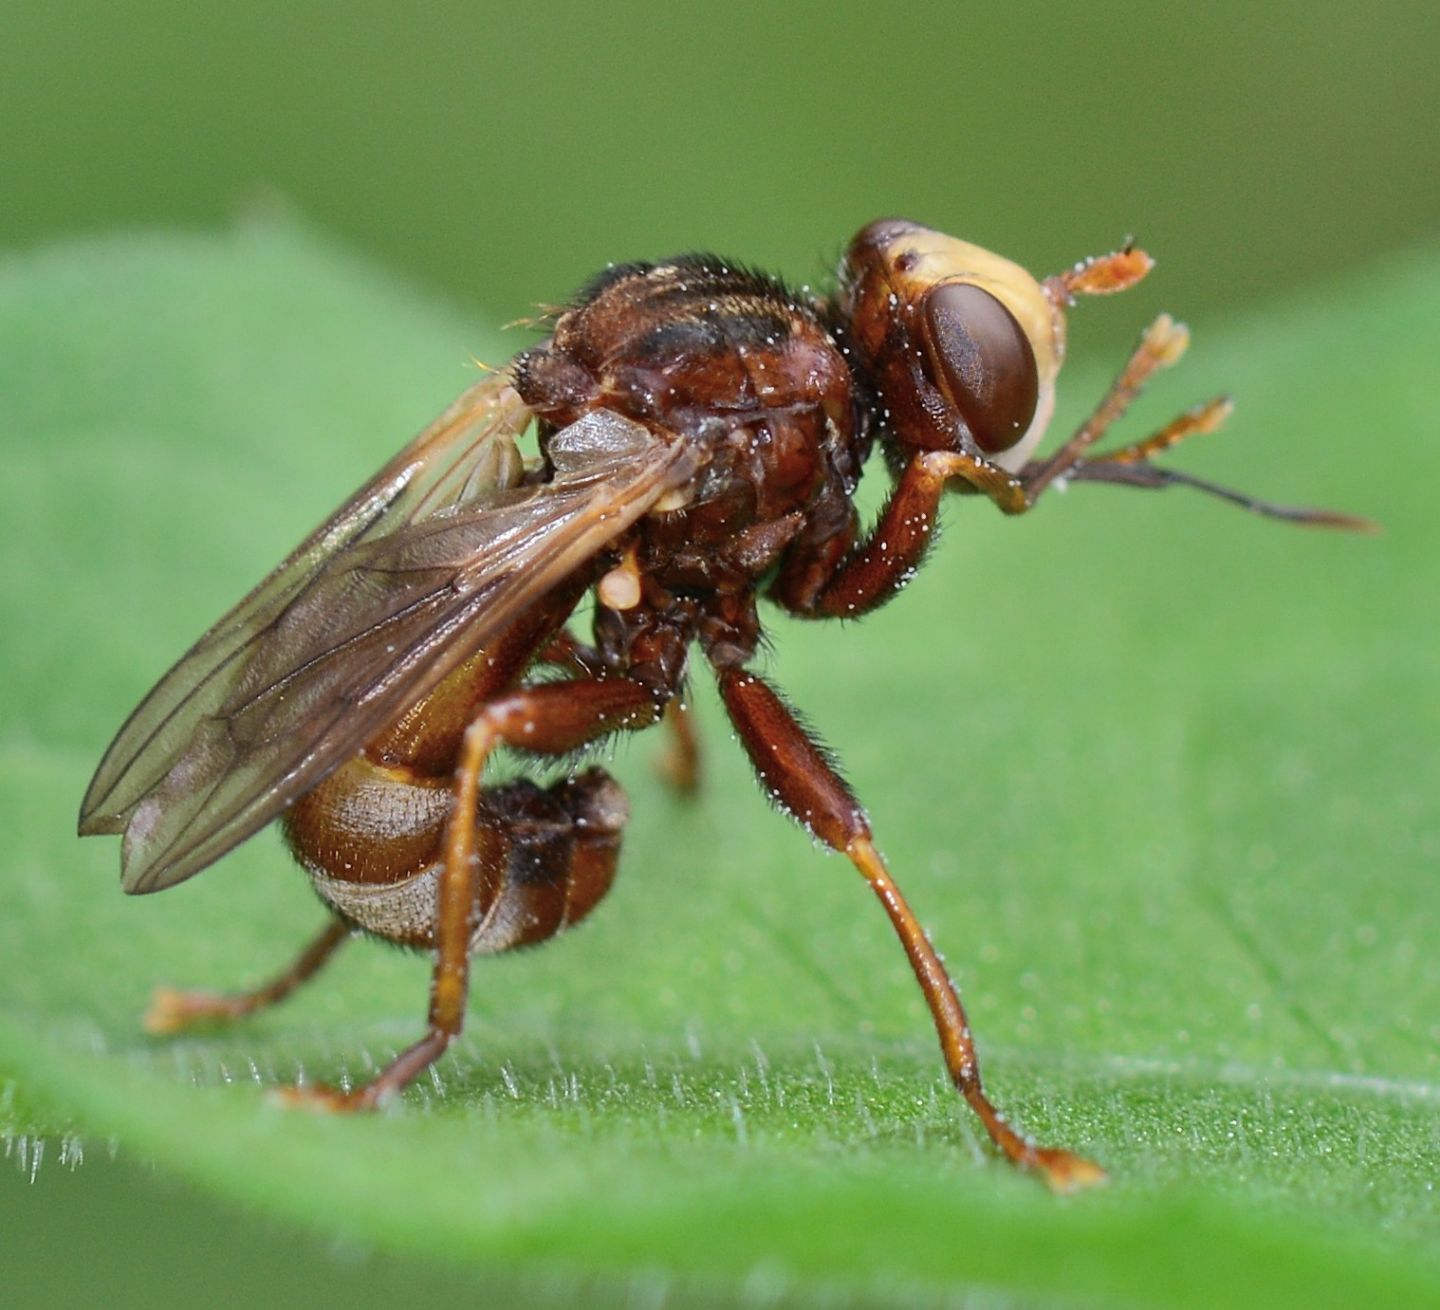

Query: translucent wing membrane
left=81, top=375, right=527, bottom=829
left=80, top=379, right=702, bottom=893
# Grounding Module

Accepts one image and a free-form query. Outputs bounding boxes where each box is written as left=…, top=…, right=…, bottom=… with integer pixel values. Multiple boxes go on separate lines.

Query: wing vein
left=90, top=401, right=705, bottom=895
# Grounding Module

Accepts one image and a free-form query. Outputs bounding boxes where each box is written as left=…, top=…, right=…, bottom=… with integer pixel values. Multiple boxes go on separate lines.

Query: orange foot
left=142, top=986, right=248, bottom=1035
left=267, top=1083, right=383, bottom=1113
left=1030, top=1146, right=1109, bottom=1195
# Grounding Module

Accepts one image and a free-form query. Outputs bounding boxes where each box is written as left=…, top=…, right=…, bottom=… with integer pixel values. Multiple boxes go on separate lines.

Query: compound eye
left=922, top=283, right=1039, bottom=453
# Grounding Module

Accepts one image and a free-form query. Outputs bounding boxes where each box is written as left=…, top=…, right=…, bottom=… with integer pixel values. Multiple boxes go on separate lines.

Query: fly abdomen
left=291, top=765, right=628, bottom=952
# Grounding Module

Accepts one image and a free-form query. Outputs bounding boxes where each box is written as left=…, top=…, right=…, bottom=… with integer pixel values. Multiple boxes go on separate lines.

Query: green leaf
left=3, top=219, right=1437, bottom=1307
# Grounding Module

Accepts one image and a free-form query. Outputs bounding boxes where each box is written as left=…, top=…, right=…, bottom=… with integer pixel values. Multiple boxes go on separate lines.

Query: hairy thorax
left=513, top=254, right=863, bottom=610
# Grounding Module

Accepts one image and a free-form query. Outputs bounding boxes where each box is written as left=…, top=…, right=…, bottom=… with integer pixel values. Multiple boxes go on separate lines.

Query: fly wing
left=81, top=372, right=530, bottom=836
left=81, top=398, right=703, bottom=895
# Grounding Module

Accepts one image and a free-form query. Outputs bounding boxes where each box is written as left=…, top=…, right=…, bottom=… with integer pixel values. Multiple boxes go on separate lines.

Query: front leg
left=273, top=674, right=668, bottom=1113
left=771, top=318, right=1211, bottom=619
left=1020, top=312, right=1194, bottom=503
left=772, top=451, right=1008, bottom=620
left=779, top=315, right=1360, bottom=622
left=714, top=664, right=1105, bottom=1192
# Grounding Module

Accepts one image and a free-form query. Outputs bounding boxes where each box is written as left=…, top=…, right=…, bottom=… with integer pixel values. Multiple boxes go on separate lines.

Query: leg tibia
left=655, top=699, right=701, bottom=793
left=271, top=767, right=629, bottom=1114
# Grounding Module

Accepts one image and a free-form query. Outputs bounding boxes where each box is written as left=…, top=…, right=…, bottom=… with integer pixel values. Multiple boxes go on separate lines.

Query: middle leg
left=716, top=664, right=1105, bottom=1192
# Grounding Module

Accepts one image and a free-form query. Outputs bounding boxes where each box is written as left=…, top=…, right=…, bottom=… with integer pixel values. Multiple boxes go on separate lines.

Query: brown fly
left=79, top=219, right=1370, bottom=1191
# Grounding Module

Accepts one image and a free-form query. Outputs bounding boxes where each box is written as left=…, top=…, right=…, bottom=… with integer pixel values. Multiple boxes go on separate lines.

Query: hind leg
left=276, top=673, right=663, bottom=1111
left=537, top=628, right=701, bottom=792
left=656, top=699, right=701, bottom=792
left=272, top=766, right=628, bottom=1111
left=142, top=917, right=350, bottom=1035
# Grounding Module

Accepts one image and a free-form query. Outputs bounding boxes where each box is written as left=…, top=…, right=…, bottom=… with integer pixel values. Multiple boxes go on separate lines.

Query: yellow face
left=845, top=221, right=1068, bottom=471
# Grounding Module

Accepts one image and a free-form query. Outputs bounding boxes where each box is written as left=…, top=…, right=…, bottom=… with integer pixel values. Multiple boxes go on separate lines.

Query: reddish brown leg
left=1034, top=396, right=1377, bottom=530
left=535, top=627, right=605, bottom=677
left=775, top=449, right=1018, bottom=619
left=837, top=316, right=1195, bottom=528
left=273, top=674, right=667, bottom=1112
left=143, top=917, right=350, bottom=1035
left=656, top=699, right=701, bottom=792
left=539, top=629, right=699, bottom=790
left=717, top=666, right=1105, bottom=1192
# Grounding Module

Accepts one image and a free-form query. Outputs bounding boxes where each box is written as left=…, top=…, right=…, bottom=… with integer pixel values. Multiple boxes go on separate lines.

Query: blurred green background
left=4, top=2, right=1438, bottom=1306
left=6, top=1, right=1438, bottom=338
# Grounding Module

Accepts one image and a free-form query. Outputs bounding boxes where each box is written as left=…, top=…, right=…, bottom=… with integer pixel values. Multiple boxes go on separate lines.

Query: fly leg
left=775, top=304, right=1368, bottom=552
left=142, top=917, right=350, bottom=1034
left=716, top=664, right=1106, bottom=1192
left=273, top=674, right=668, bottom=1112
left=537, top=629, right=701, bottom=792
left=886, top=315, right=1221, bottom=518
left=143, top=597, right=585, bottom=1044
left=656, top=699, right=701, bottom=793
left=773, top=448, right=981, bottom=617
